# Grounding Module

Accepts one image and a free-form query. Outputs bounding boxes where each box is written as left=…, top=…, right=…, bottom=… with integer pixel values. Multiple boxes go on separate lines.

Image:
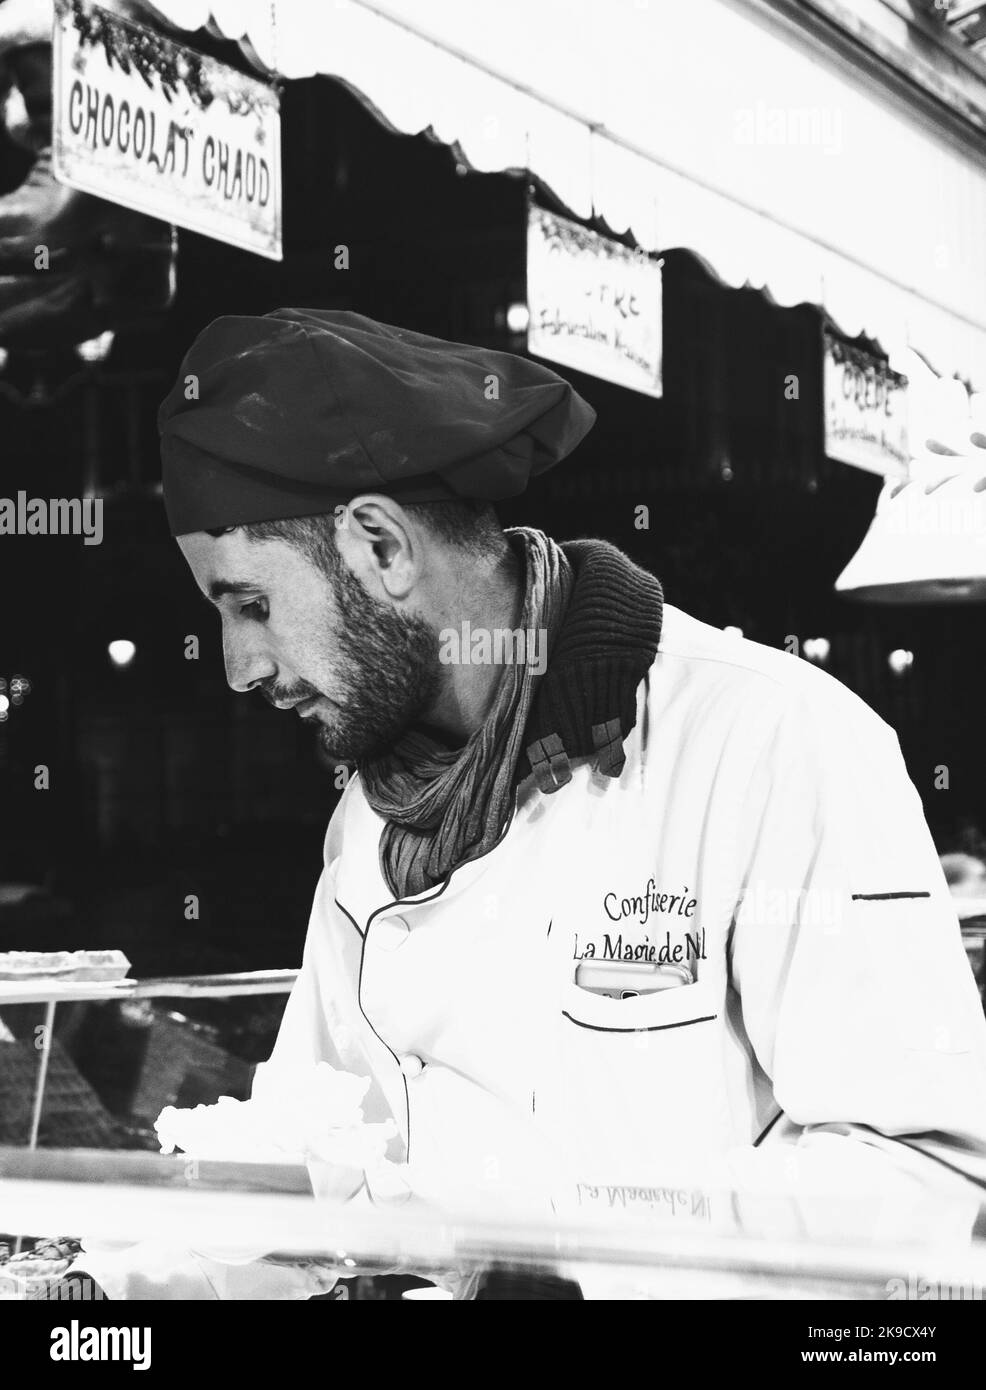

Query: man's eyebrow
left=207, top=579, right=258, bottom=603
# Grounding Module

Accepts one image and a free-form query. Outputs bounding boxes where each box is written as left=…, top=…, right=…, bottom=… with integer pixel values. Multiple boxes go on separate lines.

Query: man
left=78, top=307, right=986, bottom=1297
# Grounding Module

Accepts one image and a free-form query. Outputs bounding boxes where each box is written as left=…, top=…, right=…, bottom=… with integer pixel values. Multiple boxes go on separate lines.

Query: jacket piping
left=561, top=1011, right=717, bottom=1034
left=753, top=1108, right=785, bottom=1147
left=851, top=891, right=931, bottom=901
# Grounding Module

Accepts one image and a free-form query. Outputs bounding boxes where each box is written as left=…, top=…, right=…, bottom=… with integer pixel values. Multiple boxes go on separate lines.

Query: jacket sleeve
left=257, top=789, right=354, bottom=1086
left=254, top=886, right=340, bottom=1083
left=728, top=675, right=986, bottom=1200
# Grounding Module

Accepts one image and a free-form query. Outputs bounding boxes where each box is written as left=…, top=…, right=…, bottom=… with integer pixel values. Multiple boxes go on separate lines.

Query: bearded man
left=73, top=308, right=986, bottom=1299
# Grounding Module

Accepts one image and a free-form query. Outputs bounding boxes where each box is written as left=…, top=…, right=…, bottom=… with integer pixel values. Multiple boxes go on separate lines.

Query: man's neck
left=420, top=554, right=526, bottom=746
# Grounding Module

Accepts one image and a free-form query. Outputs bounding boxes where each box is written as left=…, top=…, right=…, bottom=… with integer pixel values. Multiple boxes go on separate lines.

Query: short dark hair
left=403, top=499, right=505, bottom=557
left=206, top=498, right=512, bottom=577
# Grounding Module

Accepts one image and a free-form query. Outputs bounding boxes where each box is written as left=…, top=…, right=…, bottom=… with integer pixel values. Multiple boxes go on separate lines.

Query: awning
left=138, top=0, right=986, bottom=390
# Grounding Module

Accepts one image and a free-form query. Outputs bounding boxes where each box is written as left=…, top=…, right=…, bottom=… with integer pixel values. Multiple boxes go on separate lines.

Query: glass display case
left=3, top=971, right=986, bottom=1301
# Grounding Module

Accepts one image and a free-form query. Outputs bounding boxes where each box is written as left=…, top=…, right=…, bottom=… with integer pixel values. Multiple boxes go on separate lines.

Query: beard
left=310, top=558, right=441, bottom=764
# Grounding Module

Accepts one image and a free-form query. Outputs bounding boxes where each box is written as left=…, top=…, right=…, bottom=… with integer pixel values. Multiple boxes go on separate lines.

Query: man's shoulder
left=655, top=603, right=825, bottom=695
left=652, top=604, right=890, bottom=738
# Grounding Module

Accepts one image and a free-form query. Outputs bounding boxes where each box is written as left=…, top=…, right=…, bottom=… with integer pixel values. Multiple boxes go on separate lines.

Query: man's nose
left=223, top=630, right=275, bottom=694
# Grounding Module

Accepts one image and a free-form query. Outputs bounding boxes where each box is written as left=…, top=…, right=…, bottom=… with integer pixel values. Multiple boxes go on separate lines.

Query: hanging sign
left=53, top=0, right=282, bottom=259
left=527, top=207, right=662, bottom=398
left=824, top=332, right=909, bottom=477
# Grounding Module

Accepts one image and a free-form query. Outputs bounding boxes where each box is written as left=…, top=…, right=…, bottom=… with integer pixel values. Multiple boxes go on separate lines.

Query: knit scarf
left=358, top=528, right=663, bottom=899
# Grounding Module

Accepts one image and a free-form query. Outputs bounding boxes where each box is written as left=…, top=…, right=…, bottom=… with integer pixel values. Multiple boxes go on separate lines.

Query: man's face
left=178, top=528, right=441, bottom=763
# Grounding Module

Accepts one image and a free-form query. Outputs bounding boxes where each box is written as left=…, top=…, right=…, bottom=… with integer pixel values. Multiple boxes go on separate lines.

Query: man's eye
left=239, top=598, right=269, bottom=621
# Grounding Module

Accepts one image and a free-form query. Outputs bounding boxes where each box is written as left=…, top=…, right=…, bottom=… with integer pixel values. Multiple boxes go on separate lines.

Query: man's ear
left=340, top=495, right=417, bottom=598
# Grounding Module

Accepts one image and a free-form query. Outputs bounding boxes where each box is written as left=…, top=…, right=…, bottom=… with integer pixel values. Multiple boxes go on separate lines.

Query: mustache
left=258, top=678, right=321, bottom=708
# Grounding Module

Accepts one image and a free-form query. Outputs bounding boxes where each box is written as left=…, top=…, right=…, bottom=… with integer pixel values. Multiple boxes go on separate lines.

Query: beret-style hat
left=159, top=308, right=596, bottom=536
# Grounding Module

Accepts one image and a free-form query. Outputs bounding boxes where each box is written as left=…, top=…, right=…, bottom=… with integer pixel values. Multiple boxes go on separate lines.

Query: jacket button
left=373, top=915, right=410, bottom=951
left=398, top=1053, right=425, bottom=1079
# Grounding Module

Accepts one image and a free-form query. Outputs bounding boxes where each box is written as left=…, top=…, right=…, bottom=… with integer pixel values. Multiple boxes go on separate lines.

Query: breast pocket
left=561, top=975, right=719, bottom=1035
left=544, top=975, right=729, bottom=1184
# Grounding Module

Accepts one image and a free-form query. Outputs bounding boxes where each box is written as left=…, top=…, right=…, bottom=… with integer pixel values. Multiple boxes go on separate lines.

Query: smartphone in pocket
left=574, top=959, right=693, bottom=1000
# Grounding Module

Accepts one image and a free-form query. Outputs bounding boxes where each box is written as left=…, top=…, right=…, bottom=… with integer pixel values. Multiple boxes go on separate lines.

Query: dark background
left=1, top=71, right=983, bottom=992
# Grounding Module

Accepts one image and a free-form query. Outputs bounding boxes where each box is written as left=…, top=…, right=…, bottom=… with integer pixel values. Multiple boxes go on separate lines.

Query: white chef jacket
left=266, top=603, right=986, bottom=1206
left=77, top=603, right=986, bottom=1298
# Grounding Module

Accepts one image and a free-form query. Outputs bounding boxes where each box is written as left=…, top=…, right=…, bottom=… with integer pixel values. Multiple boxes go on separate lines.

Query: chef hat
left=159, top=307, right=596, bottom=536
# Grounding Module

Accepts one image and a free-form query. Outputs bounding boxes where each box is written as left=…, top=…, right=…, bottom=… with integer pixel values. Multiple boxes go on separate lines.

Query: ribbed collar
left=514, top=537, right=664, bottom=789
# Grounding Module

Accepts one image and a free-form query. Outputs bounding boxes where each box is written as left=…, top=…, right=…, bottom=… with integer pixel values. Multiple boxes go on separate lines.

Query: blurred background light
left=505, top=302, right=530, bottom=333
left=108, top=639, right=137, bottom=668
left=888, top=648, right=914, bottom=675
left=75, top=330, right=116, bottom=364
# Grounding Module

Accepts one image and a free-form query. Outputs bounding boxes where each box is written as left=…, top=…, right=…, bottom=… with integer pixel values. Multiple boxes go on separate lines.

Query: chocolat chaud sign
left=52, top=0, right=282, bottom=259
